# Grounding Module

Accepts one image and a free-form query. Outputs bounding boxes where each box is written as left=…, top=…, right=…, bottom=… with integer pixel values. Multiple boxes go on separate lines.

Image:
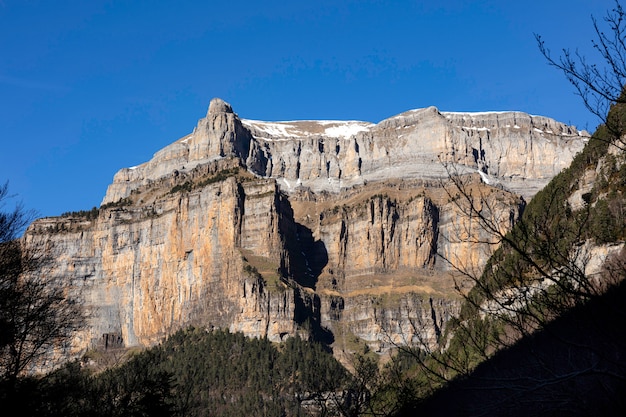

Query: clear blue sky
left=0, top=0, right=616, bottom=218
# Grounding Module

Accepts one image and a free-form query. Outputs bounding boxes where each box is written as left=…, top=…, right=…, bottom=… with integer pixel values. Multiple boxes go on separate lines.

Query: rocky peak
left=207, top=97, right=234, bottom=115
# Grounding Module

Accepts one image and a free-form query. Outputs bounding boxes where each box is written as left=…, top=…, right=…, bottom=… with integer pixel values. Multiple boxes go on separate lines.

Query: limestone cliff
left=30, top=170, right=300, bottom=348
left=26, top=98, right=584, bottom=362
left=103, top=98, right=587, bottom=205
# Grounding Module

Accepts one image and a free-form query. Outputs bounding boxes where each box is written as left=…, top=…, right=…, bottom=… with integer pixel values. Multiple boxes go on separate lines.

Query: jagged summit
left=102, top=98, right=589, bottom=205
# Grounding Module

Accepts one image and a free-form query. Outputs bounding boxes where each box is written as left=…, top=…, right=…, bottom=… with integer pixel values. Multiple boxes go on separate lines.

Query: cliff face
left=244, top=107, right=583, bottom=200
left=103, top=99, right=587, bottom=205
left=27, top=98, right=585, bottom=360
left=31, top=172, right=300, bottom=348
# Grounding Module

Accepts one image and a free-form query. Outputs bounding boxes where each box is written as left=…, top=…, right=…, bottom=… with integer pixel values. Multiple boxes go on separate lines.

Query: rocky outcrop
left=321, top=293, right=461, bottom=352
left=244, top=107, right=587, bottom=200
left=287, top=175, right=523, bottom=289
left=26, top=98, right=583, bottom=365
left=102, top=99, right=252, bottom=205
left=283, top=176, right=521, bottom=353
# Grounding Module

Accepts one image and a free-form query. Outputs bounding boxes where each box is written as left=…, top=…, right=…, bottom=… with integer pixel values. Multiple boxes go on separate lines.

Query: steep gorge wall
left=29, top=175, right=301, bottom=350
left=26, top=98, right=583, bottom=361
left=289, top=176, right=523, bottom=292
left=284, top=177, right=522, bottom=352
left=321, top=293, right=460, bottom=353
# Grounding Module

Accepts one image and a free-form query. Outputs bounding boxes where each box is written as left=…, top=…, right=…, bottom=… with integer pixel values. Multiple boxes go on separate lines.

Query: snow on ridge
left=241, top=120, right=301, bottom=138
left=241, top=119, right=372, bottom=139
left=324, top=123, right=371, bottom=138
left=443, top=110, right=521, bottom=117
left=384, top=107, right=438, bottom=121
left=311, top=120, right=370, bottom=126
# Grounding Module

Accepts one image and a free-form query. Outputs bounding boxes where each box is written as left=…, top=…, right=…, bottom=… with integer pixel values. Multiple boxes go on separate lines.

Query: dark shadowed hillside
left=401, top=270, right=626, bottom=416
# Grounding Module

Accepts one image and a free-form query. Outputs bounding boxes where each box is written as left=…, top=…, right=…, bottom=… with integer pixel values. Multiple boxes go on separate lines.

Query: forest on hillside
left=1, top=327, right=420, bottom=416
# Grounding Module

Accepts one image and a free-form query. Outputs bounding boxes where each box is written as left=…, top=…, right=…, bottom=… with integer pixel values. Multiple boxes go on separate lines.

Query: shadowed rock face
left=27, top=99, right=584, bottom=363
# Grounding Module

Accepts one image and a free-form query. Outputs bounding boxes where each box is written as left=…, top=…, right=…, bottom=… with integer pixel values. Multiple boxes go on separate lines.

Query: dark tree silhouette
left=537, top=0, right=626, bottom=143
left=0, top=182, right=85, bottom=395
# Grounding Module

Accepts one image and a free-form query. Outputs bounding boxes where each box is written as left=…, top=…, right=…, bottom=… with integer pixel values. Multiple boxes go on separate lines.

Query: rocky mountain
left=103, top=99, right=587, bottom=205
left=25, top=98, right=588, bottom=362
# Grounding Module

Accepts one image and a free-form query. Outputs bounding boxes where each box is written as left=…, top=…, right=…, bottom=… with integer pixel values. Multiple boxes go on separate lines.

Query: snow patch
left=477, top=170, right=491, bottom=185
left=462, top=126, right=490, bottom=132
left=242, top=119, right=372, bottom=140
left=324, top=124, right=370, bottom=138
left=443, top=110, right=515, bottom=117
left=243, top=120, right=300, bottom=138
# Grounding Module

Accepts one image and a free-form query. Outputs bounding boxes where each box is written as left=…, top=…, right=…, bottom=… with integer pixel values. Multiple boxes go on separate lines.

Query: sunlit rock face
left=31, top=175, right=299, bottom=348
left=29, top=98, right=586, bottom=362
left=104, top=98, right=587, bottom=206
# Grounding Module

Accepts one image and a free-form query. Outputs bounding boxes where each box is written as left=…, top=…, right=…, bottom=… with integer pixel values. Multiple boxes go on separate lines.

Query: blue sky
left=0, top=0, right=616, bottom=218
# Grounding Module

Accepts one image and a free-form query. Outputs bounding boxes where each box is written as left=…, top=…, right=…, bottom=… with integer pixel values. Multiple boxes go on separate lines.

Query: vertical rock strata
left=27, top=98, right=584, bottom=358
left=31, top=176, right=299, bottom=348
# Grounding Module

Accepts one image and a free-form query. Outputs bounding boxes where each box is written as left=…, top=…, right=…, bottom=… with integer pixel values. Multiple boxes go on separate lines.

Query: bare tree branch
left=536, top=1, right=626, bottom=146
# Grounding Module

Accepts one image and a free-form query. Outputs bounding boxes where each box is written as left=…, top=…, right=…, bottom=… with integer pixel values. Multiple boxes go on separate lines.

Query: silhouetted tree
left=537, top=0, right=626, bottom=144
left=0, top=182, right=85, bottom=397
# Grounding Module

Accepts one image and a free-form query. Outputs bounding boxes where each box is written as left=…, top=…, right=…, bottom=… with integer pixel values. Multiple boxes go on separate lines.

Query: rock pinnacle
left=208, top=98, right=234, bottom=115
